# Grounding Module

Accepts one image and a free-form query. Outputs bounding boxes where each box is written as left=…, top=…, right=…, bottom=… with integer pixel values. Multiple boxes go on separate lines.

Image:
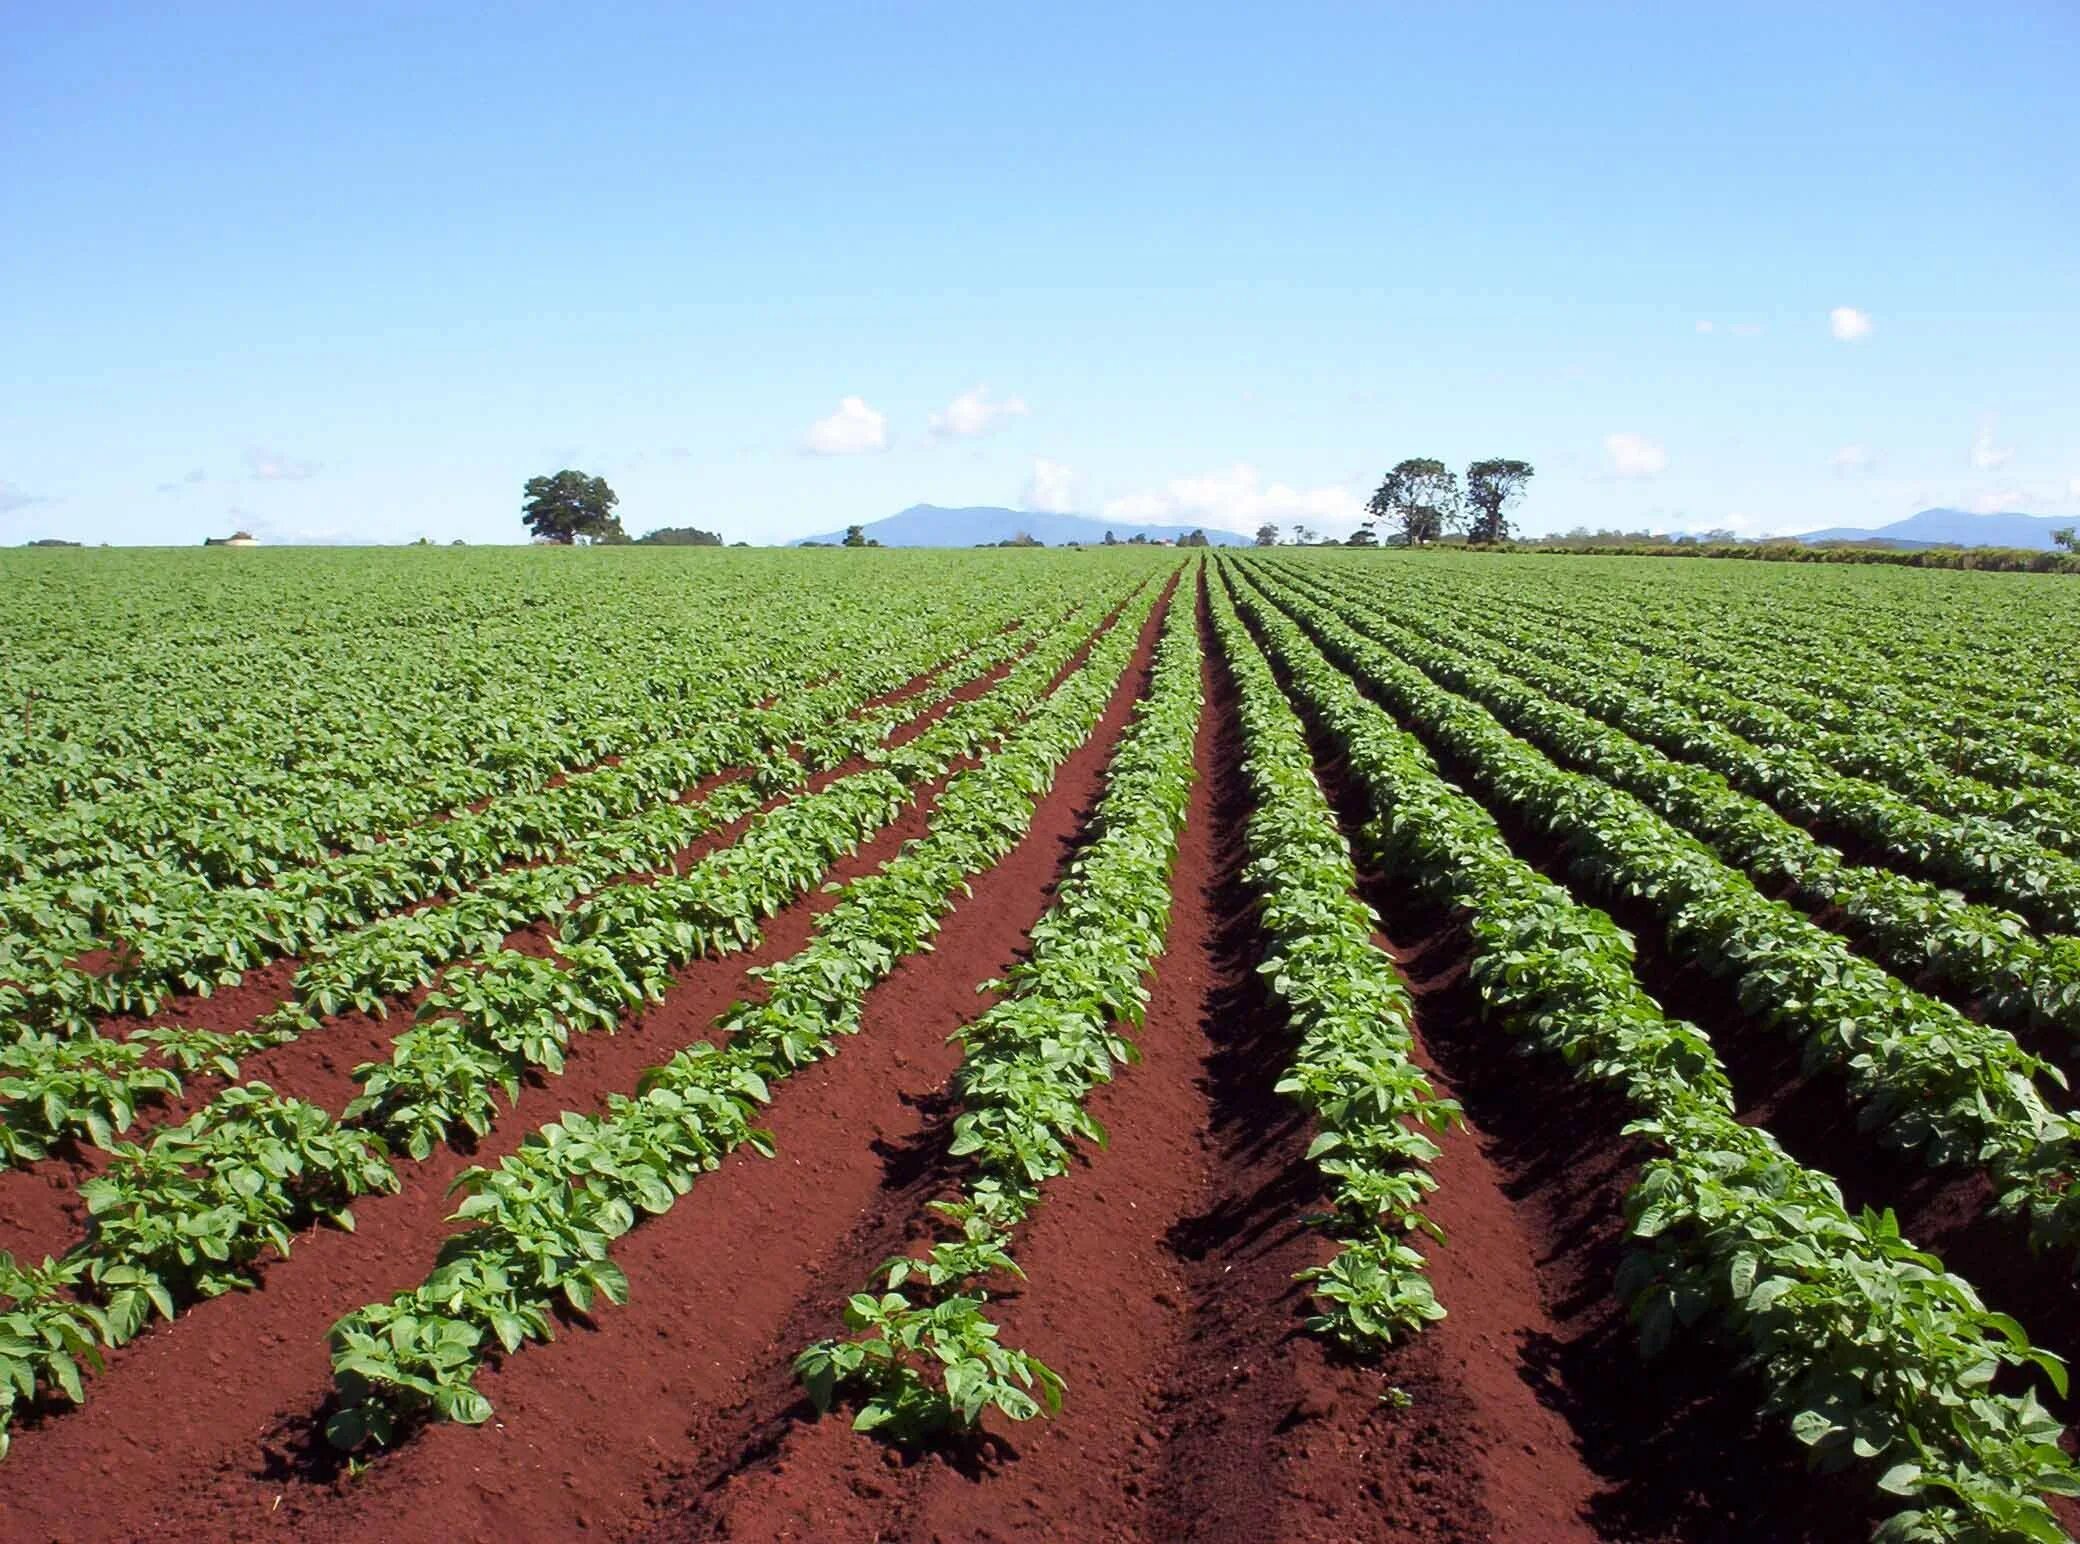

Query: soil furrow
left=0, top=582, right=1170, bottom=1544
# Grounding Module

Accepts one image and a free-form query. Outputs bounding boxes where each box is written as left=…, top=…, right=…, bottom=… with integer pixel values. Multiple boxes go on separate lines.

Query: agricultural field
left=4, top=542, right=2080, bottom=1542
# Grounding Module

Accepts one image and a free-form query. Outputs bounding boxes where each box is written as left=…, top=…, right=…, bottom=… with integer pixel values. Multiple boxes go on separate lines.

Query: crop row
left=1292, top=560, right=2080, bottom=934
left=1268, top=561, right=2080, bottom=1039
left=0, top=588, right=1053, bottom=1019
left=1418, top=555, right=2080, bottom=785
left=0, top=571, right=984, bottom=904
left=797, top=568, right=1204, bottom=1436
left=1203, top=570, right=1459, bottom=1351
left=0, top=602, right=1075, bottom=1164
left=1223, top=558, right=2080, bottom=1542
left=0, top=582, right=1159, bottom=1459
left=1241, top=563, right=2080, bottom=1261
left=324, top=569, right=1181, bottom=1447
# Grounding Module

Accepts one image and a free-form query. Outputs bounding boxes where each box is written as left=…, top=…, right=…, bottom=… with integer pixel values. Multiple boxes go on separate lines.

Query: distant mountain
left=793, top=504, right=1251, bottom=548
left=1792, top=508, right=2074, bottom=549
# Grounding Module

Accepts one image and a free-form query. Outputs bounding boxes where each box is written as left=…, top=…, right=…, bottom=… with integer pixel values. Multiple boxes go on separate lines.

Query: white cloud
left=1969, top=488, right=2026, bottom=515
left=1695, top=320, right=1715, bottom=334
left=1101, top=462, right=1360, bottom=534
left=246, top=447, right=319, bottom=481
left=803, top=396, right=889, bottom=456
left=1022, top=458, right=1082, bottom=514
left=1829, top=306, right=1873, bottom=342
left=1970, top=419, right=2013, bottom=470
left=1604, top=432, right=1668, bottom=478
left=1693, top=510, right=1796, bottom=538
left=929, top=385, right=1029, bottom=439
left=1832, top=444, right=1873, bottom=473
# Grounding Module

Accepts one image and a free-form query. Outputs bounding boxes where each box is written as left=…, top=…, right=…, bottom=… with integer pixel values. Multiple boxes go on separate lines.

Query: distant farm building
left=204, top=530, right=257, bottom=547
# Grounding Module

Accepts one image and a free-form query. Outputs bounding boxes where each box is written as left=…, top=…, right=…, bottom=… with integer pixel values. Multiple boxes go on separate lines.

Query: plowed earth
left=0, top=576, right=1922, bottom=1541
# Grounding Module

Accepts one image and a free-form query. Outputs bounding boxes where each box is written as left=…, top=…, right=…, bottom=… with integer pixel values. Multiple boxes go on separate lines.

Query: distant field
left=4, top=544, right=2079, bottom=1541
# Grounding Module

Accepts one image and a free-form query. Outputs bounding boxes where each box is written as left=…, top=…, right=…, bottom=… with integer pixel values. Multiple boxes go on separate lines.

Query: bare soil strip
left=0, top=643, right=1029, bottom=1267
left=0, top=590, right=1168, bottom=1544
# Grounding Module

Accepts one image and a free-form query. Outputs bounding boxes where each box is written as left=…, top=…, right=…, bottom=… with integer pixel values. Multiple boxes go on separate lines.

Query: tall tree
left=843, top=524, right=868, bottom=547
left=2055, top=527, right=2077, bottom=552
left=521, top=470, right=623, bottom=544
left=1365, top=458, right=1461, bottom=545
left=1293, top=524, right=1318, bottom=546
left=1463, top=459, right=1535, bottom=544
left=1254, top=522, right=1281, bottom=547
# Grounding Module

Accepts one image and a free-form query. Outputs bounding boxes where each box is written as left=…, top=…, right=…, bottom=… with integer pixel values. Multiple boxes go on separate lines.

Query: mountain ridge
left=793, top=504, right=1250, bottom=547
left=1791, top=508, right=2073, bottom=549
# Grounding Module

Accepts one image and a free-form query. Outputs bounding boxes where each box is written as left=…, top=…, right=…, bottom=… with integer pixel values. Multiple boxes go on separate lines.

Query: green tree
left=1254, top=523, right=1281, bottom=547
left=1293, top=524, right=1318, bottom=546
left=843, top=524, right=868, bottom=547
left=1464, top=459, right=1535, bottom=544
left=2054, top=527, right=2077, bottom=552
left=1366, top=458, right=1461, bottom=545
left=1346, top=527, right=1379, bottom=547
left=1103, top=529, right=1119, bottom=546
left=522, top=470, right=623, bottom=544
left=636, top=526, right=724, bottom=546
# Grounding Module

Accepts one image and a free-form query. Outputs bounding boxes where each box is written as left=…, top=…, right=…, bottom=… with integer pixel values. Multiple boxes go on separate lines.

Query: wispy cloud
left=803, top=396, right=889, bottom=455
left=1604, top=432, right=1668, bottom=478
left=1831, top=444, right=1873, bottom=474
left=246, top=447, right=319, bottom=480
left=1970, top=418, right=2013, bottom=470
left=1829, top=306, right=1873, bottom=342
left=1021, top=457, right=1081, bottom=514
left=0, top=481, right=53, bottom=514
left=1102, top=462, right=1359, bottom=533
left=929, top=386, right=1029, bottom=439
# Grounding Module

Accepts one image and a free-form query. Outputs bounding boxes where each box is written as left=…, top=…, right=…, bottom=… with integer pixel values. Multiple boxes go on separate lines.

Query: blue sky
left=4, top=1, right=2076, bottom=545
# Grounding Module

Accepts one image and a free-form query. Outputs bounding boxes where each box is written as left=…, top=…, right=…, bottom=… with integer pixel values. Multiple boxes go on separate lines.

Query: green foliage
left=1223, top=554, right=2080, bottom=1539
left=797, top=572, right=1203, bottom=1440
left=0, top=549, right=1176, bottom=1455
left=1463, top=458, right=1534, bottom=544
left=1365, top=458, right=1461, bottom=545
left=1257, top=559, right=2080, bottom=1254
left=1207, top=570, right=1458, bottom=1349
left=319, top=571, right=1179, bottom=1448
left=0, top=1086, right=395, bottom=1455
left=520, top=469, right=622, bottom=545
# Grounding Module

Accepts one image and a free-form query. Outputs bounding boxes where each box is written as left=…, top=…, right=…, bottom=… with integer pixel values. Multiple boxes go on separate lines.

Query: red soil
left=1245, top=588, right=1883, bottom=1541
left=634, top=577, right=1509, bottom=1543
left=0, top=641, right=1035, bottom=1266
left=0, top=585, right=1166, bottom=1543
left=1, top=568, right=2027, bottom=1541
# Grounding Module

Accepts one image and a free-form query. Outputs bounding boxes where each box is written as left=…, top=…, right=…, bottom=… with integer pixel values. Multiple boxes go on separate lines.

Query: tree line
left=1243, top=458, right=1535, bottom=549
left=520, top=460, right=1542, bottom=552
left=521, top=470, right=723, bottom=546
left=1363, top=457, right=1533, bottom=545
